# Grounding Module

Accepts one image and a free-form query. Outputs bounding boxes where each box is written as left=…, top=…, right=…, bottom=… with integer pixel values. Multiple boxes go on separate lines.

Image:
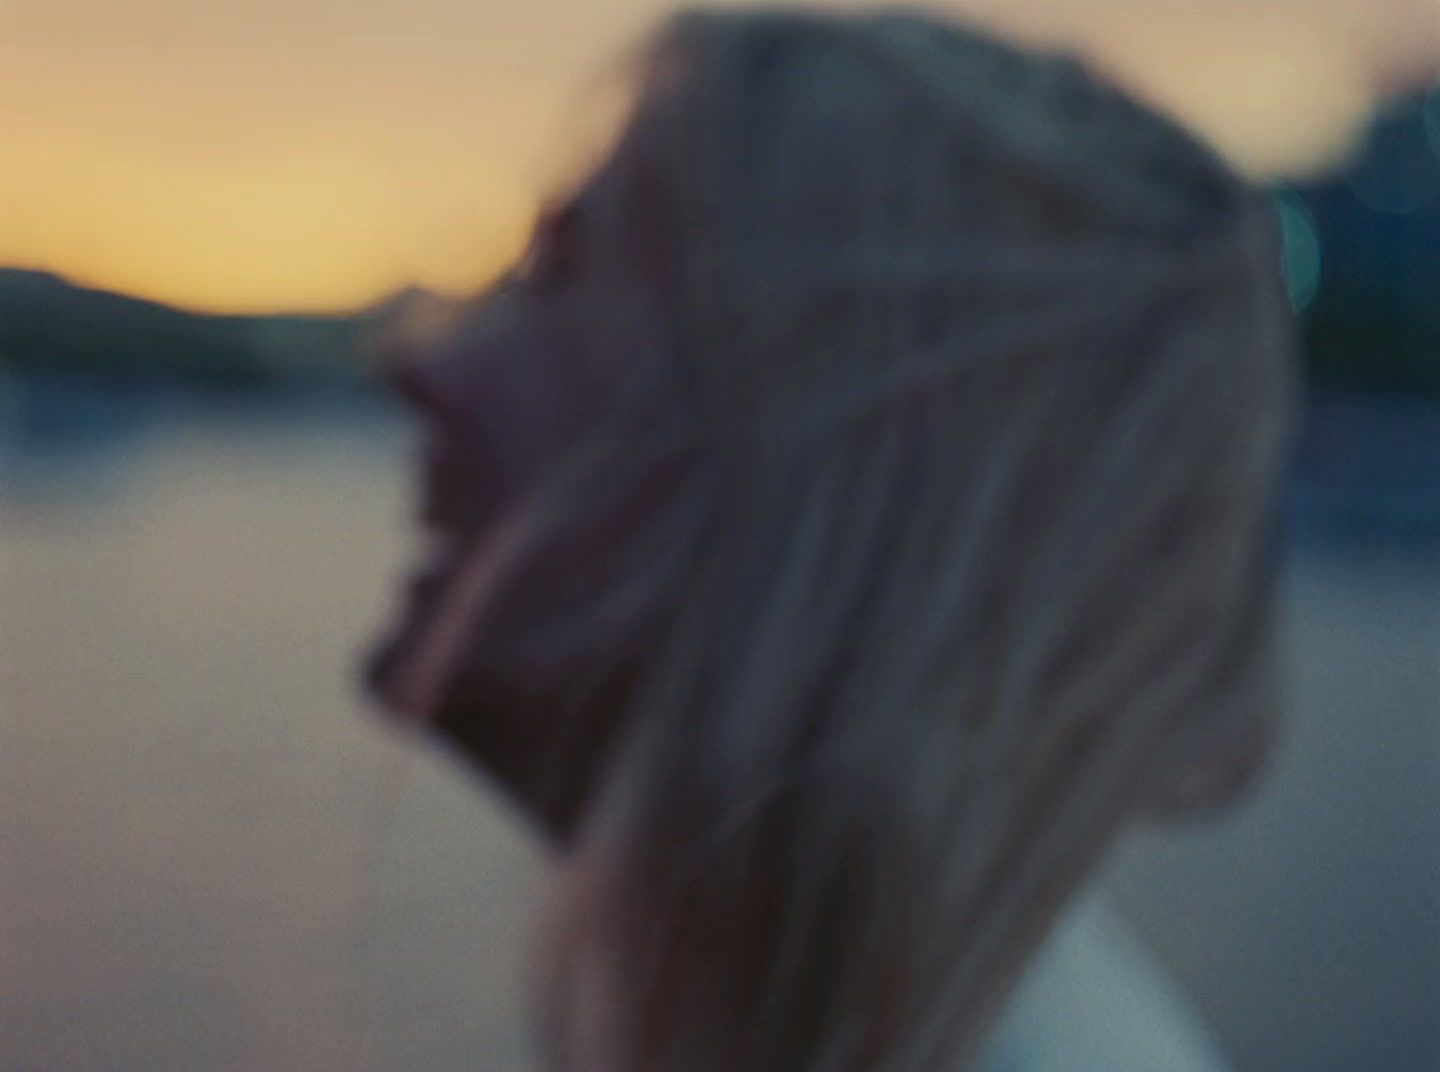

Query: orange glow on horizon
left=0, top=0, right=664, bottom=313
left=2, top=0, right=1435, bottom=314
left=0, top=134, right=538, bottom=315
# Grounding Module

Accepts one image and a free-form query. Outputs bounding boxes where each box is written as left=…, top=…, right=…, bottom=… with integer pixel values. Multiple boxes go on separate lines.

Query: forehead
left=575, top=100, right=673, bottom=215
left=563, top=113, right=677, bottom=284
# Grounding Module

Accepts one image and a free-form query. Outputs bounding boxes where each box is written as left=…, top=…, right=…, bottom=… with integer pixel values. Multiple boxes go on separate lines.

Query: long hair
left=420, top=7, right=1301, bottom=1070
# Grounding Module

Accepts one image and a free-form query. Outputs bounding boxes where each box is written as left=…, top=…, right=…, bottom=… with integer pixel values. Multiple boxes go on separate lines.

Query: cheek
left=430, top=327, right=589, bottom=513
left=490, top=310, right=634, bottom=471
left=425, top=446, right=688, bottom=839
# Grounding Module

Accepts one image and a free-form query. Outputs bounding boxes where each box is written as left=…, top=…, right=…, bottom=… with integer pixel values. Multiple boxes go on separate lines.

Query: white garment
left=980, top=890, right=1232, bottom=1072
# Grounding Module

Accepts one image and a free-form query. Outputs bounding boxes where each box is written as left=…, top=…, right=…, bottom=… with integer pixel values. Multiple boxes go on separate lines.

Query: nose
left=376, top=290, right=483, bottom=414
left=382, top=323, right=487, bottom=427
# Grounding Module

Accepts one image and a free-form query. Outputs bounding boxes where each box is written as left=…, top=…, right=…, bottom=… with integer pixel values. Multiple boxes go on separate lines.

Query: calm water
left=1, top=404, right=547, bottom=1072
left=1, top=400, right=1436, bottom=1071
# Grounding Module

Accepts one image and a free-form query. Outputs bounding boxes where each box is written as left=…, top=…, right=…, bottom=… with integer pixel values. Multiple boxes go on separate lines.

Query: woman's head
left=366, top=6, right=1299, bottom=1069
left=365, top=87, right=692, bottom=835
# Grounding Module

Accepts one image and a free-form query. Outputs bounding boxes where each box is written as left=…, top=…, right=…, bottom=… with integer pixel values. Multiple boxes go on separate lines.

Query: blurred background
left=2, top=2, right=1437, bottom=1070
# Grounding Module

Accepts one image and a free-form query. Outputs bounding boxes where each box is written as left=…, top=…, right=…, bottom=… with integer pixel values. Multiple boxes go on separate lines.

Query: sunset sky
left=3, top=0, right=1436, bottom=314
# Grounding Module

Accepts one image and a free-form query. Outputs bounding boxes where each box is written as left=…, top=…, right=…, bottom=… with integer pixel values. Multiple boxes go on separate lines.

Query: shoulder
left=978, top=888, right=1232, bottom=1072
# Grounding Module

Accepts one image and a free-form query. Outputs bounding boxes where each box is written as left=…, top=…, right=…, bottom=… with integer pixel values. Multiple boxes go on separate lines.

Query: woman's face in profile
left=363, top=76, right=1279, bottom=846
left=364, top=131, right=675, bottom=834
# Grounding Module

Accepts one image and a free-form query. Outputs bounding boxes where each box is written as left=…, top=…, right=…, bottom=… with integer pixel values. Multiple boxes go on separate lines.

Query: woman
left=365, top=7, right=1299, bottom=1070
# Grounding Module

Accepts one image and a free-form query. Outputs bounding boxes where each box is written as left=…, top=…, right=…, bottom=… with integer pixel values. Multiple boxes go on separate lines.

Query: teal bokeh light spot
left=1273, top=192, right=1322, bottom=314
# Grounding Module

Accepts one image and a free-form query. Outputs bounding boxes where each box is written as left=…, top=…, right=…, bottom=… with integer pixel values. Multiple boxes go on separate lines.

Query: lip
left=363, top=535, right=463, bottom=712
left=366, top=427, right=518, bottom=712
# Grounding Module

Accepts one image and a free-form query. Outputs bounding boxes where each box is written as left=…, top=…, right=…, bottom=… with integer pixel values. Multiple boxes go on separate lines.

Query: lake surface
left=1, top=404, right=549, bottom=1072
left=1, top=398, right=1436, bottom=1071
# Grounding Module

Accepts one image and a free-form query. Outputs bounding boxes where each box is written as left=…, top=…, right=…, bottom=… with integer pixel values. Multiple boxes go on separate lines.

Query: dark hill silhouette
left=0, top=269, right=404, bottom=393
left=4, top=82, right=1438, bottom=404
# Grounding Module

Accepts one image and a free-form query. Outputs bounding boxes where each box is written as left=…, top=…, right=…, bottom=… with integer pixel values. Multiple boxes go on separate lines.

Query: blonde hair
left=425, top=7, right=1300, bottom=1070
